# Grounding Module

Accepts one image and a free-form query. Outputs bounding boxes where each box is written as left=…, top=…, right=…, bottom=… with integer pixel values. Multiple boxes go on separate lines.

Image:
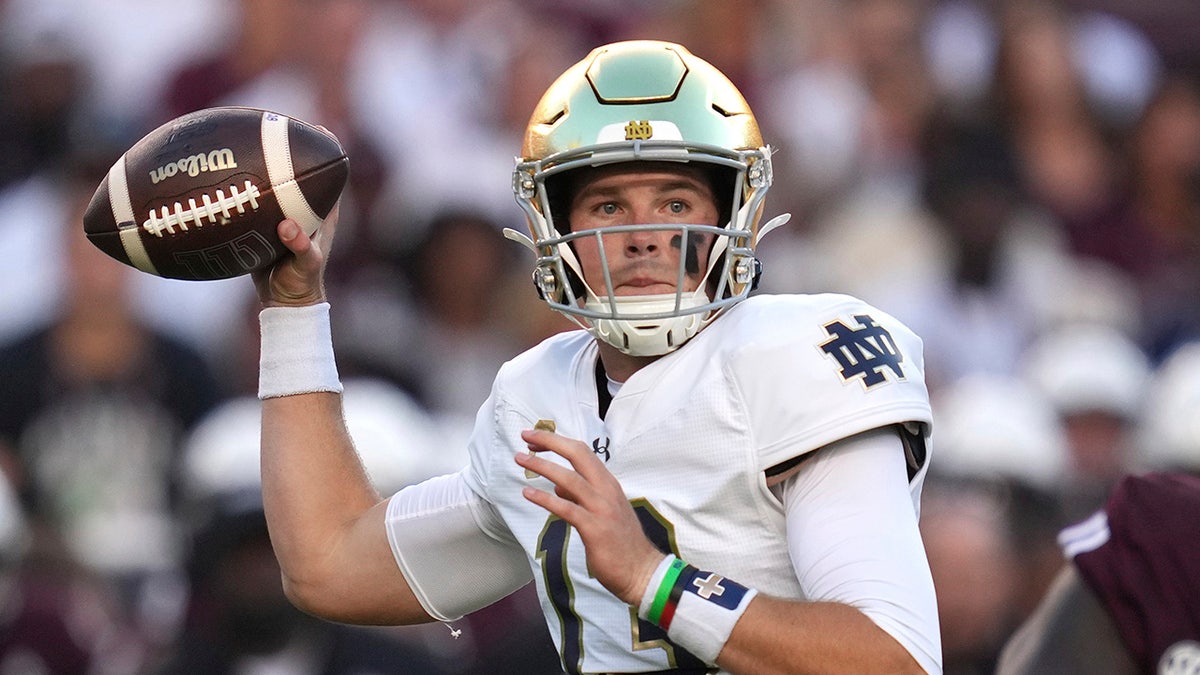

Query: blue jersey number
left=535, top=499, right=709, bottom=674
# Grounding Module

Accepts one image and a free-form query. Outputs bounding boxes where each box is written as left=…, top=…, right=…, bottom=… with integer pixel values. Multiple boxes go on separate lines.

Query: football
left=83, top=106, right=349, bottom=280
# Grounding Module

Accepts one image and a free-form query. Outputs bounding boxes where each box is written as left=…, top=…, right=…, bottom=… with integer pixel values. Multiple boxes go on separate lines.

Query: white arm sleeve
left=385, top=470, right=532, bottom=622
left=776, top=427, right=943, bottom=675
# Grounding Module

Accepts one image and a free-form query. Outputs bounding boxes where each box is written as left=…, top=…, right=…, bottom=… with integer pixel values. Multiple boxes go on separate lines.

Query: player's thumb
left=254, top=219, right=327, bottom=307
left=279, top=219, right=307, bottom=252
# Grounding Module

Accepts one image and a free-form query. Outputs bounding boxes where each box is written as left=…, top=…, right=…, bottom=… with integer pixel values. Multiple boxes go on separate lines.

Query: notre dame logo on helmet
left=624, top=120, right=654, bottom=140
left=819, top=314, right=905, bottom=388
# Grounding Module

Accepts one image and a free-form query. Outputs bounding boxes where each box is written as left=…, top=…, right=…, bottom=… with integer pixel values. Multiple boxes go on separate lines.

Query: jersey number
left=535, top=500, right=708, bottom=674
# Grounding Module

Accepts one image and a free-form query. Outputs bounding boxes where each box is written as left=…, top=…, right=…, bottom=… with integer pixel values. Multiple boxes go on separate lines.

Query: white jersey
left=384, top=291, right=926, bottom=667
left=399, top=293, right=933, bottom=673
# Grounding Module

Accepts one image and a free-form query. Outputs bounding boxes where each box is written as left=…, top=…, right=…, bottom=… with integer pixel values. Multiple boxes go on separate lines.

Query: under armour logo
left=691, top=573, right=726, bottom=600
left=624, top=120, right=653, bottom=140
left=819, top=314, right=905, bottom=388
left=592, top=437, right=611, bottom=463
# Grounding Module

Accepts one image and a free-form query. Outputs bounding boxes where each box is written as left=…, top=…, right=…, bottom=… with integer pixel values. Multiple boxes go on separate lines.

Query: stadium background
left=0, top=0, right=1198, bottom=672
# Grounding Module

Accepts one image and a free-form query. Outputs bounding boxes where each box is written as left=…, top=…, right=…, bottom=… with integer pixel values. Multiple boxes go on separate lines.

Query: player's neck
left=595, top=341, right=662, bottom=383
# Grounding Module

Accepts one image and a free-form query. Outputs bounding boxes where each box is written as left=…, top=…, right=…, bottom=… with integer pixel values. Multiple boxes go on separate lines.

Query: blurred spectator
left=350, top=0, right=578, bottom=234
left=930, top=373, right=1071, bottom=625
left=336, top=210, right=553, bottom=422
left=987, top=2, right=1121, bottom=228
left=0, top=166, right=76, bottom=345
left=911, top=118, right=1073, bottom=384
left=156, top=491, right=446, bottom=675
left=165, top=377, right=560, bottom=674
left=922, top=0, right=1000, bottom=117
left=756, top=0, right=937, bottom=219
left=0, top=163, right=224, bottom=639
left=0, top=0, right=232, bottom=151
left=0, top=3, right=86, bottom=190
left=1020, top=323, right=1153, bottom=519
left=395, top=211, right=539, bottom=419
left=1138, top=341, right=1200, bottom=474
left=1101, top=73, right=1200, bottom=360
left=0, top=446, right=143, bottom=673
left=920, top=477, right=1022, bottom=675
left=165, top=378, right=453, bottom=674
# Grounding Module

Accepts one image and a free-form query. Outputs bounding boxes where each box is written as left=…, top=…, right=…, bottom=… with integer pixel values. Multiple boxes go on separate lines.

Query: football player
left=254, top=40, right=942, bottom=673
left=996, top=471, right=1200, bottom=674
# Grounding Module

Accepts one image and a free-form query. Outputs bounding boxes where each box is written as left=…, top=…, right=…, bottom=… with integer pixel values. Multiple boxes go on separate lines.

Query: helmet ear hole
left=564, top=264, right=587, bottom=299
left=704, top=164, right=737, bottom=228
left=545, top=172, right=573, bottom=236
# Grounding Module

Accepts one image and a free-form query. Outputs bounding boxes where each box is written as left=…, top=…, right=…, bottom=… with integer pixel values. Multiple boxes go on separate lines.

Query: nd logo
left=624, top=120, right=654, bottom=140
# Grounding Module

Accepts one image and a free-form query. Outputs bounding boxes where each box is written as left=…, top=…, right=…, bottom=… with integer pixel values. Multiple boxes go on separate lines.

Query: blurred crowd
left=0, top=0, right=1198, bottom=673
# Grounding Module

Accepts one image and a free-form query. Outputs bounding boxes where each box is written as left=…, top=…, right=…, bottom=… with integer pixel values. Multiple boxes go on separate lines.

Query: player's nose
left=621, top=227, right=666, bottom=256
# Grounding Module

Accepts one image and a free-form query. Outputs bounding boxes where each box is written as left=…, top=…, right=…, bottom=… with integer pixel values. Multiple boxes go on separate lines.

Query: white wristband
left=637, top=554, right=758, bottom=665
left=258, top=302, right=343, bottom=399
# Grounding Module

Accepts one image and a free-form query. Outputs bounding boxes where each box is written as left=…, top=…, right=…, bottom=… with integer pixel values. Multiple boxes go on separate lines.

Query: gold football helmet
left=507, top=40, right=786, bottom=357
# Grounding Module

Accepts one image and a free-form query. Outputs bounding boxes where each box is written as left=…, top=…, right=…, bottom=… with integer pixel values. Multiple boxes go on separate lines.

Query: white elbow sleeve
left=385, top=472, right=532, bottom=621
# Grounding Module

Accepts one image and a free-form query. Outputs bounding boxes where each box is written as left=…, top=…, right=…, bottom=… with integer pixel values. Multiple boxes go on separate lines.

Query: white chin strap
left=585, top=290, right=711, bottom=357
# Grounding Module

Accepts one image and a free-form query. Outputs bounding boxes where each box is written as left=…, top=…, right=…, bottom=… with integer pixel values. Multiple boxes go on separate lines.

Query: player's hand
left=253, top=204, right=339, bottom=308
left=515, top=429, right=666, bottom=606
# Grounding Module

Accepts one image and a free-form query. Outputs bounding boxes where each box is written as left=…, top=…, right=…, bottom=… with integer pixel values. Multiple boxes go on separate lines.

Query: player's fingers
left=282, top=218, right=332, bottom=277
left=514, top=451, right=593, bottom=503
left=521, top=485, right=587, bottom=524
left=277, top=218, right=312, bottom=255
left=254, top=219, right=328, bottom=307
left=521, top=429, right=609, bottom=481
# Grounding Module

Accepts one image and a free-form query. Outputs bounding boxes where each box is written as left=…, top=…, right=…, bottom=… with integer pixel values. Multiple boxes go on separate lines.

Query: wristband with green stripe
left=646, top=556, right=687, bottom=626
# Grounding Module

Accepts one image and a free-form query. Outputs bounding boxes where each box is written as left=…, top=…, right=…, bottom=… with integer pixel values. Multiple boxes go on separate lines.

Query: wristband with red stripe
left=636, top=554, right=758, bottom=665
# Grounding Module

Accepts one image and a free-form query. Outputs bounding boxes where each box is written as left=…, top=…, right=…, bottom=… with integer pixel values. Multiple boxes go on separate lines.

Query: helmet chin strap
left=586, top=291, right=709, bottom=356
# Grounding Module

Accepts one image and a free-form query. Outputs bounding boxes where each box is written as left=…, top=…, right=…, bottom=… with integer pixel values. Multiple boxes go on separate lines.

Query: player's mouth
left=614, top=276, right=679, bottom=295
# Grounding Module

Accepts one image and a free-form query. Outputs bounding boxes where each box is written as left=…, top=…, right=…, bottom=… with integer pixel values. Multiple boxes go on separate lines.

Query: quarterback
left=255, top=41, right=942, bottom=673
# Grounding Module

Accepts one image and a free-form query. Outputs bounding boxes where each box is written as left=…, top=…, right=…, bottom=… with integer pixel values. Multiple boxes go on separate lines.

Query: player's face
left=566, top=164, right=720, bottom=297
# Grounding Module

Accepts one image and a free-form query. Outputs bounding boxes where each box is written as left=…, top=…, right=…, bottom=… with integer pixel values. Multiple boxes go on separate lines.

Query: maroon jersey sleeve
left=1057, top=472, right=1200, bottom=672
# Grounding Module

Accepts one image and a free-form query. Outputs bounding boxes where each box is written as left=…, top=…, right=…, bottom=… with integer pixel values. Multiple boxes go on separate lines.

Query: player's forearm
left=717, top=596, right=927, bottom=675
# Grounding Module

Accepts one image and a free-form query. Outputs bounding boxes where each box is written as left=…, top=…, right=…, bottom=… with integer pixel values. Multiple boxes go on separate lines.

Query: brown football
left=83, top=106, right=348, bottom=280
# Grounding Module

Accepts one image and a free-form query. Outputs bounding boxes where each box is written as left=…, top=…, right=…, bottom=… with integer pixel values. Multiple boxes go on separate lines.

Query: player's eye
left=599, top=202, right=619, bottom=215
left=668, top=200, right=687, bottom=214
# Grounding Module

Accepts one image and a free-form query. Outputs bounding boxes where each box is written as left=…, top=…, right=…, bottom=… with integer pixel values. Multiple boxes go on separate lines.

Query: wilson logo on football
left=149, top=148, right=238, bottom=184
left=142, top=180, right=262, bottom=236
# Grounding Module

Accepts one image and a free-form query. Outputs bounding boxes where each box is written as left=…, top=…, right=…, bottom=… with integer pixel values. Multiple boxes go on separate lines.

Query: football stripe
left=108, top=155, right=159, bottom=275
left=261, top=113, right=323, bottom=236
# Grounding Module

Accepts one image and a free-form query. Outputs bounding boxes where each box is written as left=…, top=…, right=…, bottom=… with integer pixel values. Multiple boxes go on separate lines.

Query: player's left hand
left=516, top=429, right=666, bottom=606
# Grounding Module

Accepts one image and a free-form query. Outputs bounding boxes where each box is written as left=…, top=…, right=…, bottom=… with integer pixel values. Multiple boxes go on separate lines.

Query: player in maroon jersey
left=998, top=471, right=1200, bottom=674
